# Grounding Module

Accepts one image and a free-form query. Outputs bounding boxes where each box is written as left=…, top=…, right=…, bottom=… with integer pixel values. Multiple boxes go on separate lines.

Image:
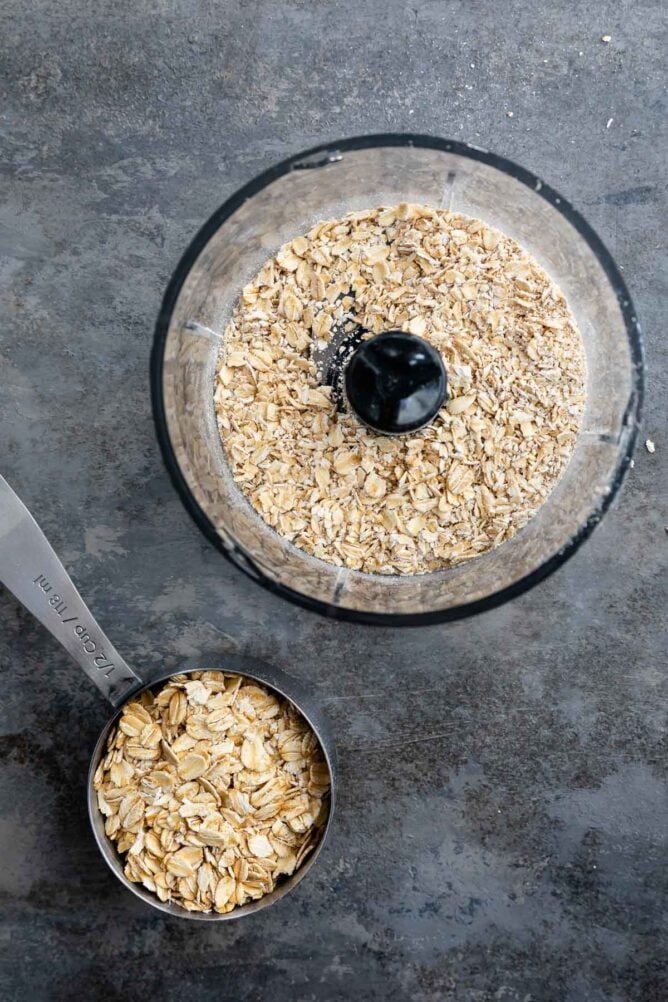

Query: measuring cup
left=0, top=474, right=336, bottom=919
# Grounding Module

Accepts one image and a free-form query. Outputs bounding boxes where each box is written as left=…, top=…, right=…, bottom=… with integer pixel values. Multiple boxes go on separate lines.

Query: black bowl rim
left=150, top=133, right=644, bottom=627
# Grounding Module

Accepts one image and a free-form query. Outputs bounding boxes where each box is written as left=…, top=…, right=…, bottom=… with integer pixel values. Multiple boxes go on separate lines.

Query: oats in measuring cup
left=214, top=203, right=587, bottom=575
left=93, top=671, right=330, bottom=913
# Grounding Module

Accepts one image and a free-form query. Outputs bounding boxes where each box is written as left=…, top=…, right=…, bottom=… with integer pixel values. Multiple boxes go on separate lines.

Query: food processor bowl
left=151, top=135, right=643, bottom=625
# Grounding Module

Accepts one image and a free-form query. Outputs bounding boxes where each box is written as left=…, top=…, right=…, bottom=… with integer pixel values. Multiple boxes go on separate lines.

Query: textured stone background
left=0, top=1, right=666, bottom=1000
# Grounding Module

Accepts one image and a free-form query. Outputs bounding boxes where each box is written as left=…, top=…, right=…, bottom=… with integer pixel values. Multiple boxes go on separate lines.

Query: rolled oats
left=214, top=204, right=586, bottom=574
left=94, top=672, right=330, bottom=913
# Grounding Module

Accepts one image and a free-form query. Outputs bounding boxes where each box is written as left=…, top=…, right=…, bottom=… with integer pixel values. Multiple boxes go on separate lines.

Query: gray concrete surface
left=1, top=1, right=666, bottom=1000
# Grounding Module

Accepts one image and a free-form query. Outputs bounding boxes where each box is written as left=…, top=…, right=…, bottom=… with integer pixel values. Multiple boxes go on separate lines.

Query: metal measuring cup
left=0, top=474, right=336, bottom=919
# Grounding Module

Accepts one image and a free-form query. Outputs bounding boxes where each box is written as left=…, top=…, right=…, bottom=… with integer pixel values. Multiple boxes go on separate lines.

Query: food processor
left=151, top=135, right=643, bottom=625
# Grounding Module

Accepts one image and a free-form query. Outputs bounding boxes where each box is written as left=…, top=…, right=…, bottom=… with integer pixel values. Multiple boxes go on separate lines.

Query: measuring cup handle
left=0, top=475, right=142, bottom=707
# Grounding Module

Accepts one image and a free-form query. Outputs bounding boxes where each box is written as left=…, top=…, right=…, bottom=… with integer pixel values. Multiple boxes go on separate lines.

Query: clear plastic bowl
left=151, top=135, right=644, bottom=625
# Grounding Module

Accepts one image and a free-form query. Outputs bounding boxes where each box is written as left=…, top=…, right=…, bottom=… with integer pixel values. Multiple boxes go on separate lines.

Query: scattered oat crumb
left=506, top=111, right=514, bottom=117
left=645, top=439, right=656, bottom=454
left=94, top=671, right=330, bottom=913
left=606, top=118, right=613, bottom=129
left=602, top=34, right=611, bottom=43
left=215, top=204, right=587, bottom=575
left=630, top=459, right=635, bottom=468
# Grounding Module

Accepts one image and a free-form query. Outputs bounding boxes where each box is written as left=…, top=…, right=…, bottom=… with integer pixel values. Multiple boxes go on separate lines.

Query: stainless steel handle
left=0, top=475, right=141, bottom=707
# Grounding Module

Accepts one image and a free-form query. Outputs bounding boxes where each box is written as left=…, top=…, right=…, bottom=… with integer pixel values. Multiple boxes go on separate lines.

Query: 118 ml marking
left=33, top=573, right=116, bottom=676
